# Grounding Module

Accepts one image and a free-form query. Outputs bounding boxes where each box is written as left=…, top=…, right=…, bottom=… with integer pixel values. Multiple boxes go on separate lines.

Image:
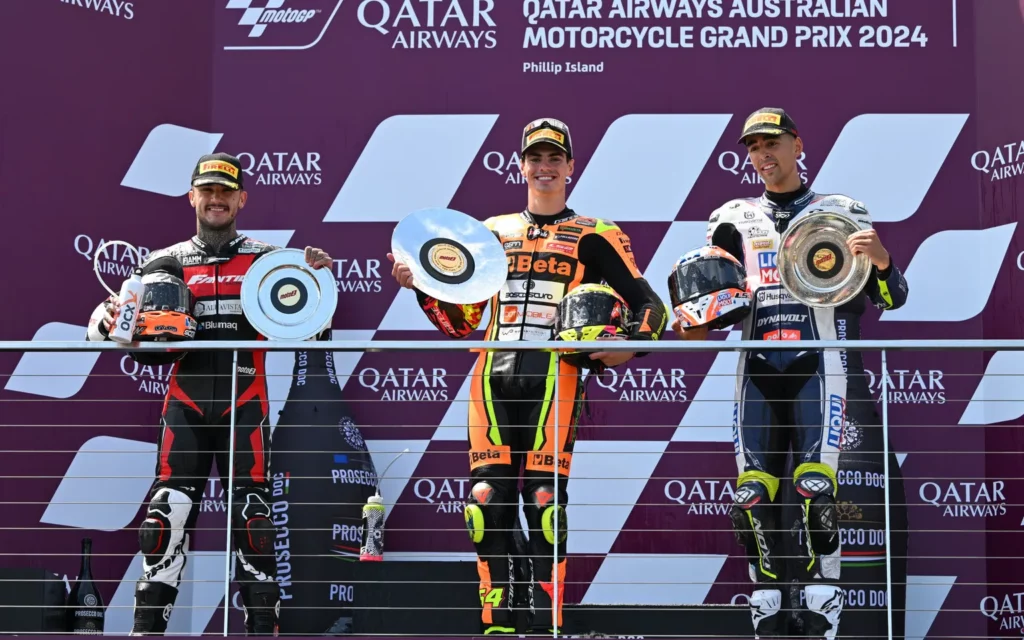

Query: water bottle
left=66, top=537, right=105, bottom=634
left=109, top=269, right=145, bottom=344
left=360, top=494, right=385, bottom=561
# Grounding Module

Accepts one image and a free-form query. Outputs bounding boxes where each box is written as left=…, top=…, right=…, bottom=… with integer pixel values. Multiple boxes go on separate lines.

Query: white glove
left=86, top=295, right=117, bottom=342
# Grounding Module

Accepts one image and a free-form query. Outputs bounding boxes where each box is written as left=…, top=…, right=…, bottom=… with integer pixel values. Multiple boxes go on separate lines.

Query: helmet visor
left=141, top=274, right=193, bottom=314
left=557, top=292, right=629, bottom=332
left=669, top=257, right=747, bottom=307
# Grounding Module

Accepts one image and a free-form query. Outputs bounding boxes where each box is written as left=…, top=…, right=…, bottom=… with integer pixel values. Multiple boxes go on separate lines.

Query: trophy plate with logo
left=391, top=207, right=507, bottom=304
left=241, top=249, right=338, bottom=340
left=777, top=210, right=872, bottom=308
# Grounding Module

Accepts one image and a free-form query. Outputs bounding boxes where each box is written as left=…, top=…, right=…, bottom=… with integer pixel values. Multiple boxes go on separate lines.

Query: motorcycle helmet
left=668, top=245, right=751, bottom=331
left=553, top=283, right=632, bottom=370
left=134, top=256, right=197, bottom=342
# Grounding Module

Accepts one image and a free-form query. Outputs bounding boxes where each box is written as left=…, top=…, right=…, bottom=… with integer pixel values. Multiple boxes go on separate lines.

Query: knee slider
left=541, top=505, right=567, bottom=545
left=795, top=476, right=839, bottom=555
left=244, top=517, right=275, bottom=556
left=729, top=481, right=772, bottom=543
left=233, top=492, right=274, bottom=555
left=139, top=488, right=192, bottom=558
left=465, top=481, right=500, bottom=545
left=526, top=485, right=567, bottom=546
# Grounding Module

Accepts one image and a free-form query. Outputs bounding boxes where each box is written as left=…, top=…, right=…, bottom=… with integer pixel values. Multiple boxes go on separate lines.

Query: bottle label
left=360, top=503, right=385, bottom=560
left=110, top=278, right=144, bottom=343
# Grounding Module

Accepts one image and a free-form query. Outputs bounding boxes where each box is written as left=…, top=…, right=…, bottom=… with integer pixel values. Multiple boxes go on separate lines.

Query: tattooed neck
left=196, top=226, right=239, bottom=252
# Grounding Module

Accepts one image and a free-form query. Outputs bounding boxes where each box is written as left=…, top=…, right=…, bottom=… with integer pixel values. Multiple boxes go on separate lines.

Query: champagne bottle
left=66, top=537, right=105, bottom=634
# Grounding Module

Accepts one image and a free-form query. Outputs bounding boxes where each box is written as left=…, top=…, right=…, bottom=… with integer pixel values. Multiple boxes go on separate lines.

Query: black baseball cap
left=522, top=118, right=573, bottom=159
left=191, top=153, right=244, bottom=190
left=737, top=108, right=800, bottom=144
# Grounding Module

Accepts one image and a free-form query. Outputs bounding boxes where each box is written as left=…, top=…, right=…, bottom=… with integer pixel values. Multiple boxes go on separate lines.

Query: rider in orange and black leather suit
left=390, top=118, right=667, bottom=635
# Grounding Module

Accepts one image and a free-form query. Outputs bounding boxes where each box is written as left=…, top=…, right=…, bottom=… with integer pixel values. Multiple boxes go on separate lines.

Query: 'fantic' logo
left=358, top=367, right=449, bottom=401
left=357, top=0, right=497, bottom=49
left=188, top=274, right=245, bottom=286
left=334, top=259, right=383, bottom=293
left=919, top=480, right=1007, bottom=518
left=663, top=479, right=735, bottom=516
left=237, top=151, right=322, bottom=186
left=719, top=149, right=810, bottom=185
left=595, top=367, right=688, bottom=402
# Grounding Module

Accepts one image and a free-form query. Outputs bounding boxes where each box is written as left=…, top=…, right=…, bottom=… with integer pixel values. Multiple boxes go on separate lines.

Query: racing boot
left=241, top=583, right=280, bottom=636
left=804, top=584, right=843, bottom=639
left=130, top=581, right=178, bottom=635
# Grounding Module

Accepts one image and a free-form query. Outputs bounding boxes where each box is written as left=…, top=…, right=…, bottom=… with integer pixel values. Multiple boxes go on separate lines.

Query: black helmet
left=553, top=283, right=631, bottom=370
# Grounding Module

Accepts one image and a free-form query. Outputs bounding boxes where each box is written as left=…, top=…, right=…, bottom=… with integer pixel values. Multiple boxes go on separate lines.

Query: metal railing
left=2, top=338, right=1022, bottom=639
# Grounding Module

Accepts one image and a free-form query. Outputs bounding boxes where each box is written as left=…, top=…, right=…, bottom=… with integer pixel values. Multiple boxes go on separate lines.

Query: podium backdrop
left=2, top=1, right=1024, bottom=637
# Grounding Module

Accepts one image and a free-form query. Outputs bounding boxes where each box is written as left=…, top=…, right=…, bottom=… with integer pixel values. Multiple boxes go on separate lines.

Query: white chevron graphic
left=881, top=223, right=1017, bottom=322
left=323, top=114, right=498, bottom=222
left=959, top=351, right=1024, bottom=425
left=567, top=440, right=670, bottom=555
left=905, top=575, right=956, bottom=639
left=568, top=114, right=732, bottom=222
left=121, top=124, right=224, bottom=197
left=582, top=554, right=729, bottom=605
left=812, top=113, right=968, bottom=222
left=672, top=330, right=742, bottom=443
left=107, top=551, right=230, bottom=635
left=5, top=322, right=102, bottom=399
left=41, top=436, right=157, bottom=531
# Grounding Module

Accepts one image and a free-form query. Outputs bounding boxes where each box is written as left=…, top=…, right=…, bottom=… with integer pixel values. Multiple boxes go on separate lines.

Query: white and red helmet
left=668, top=245, right=751, bottom=331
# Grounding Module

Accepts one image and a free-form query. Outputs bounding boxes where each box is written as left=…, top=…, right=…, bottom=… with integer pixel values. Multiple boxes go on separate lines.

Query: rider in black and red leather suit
left=87, top=153, right=333, bottom=635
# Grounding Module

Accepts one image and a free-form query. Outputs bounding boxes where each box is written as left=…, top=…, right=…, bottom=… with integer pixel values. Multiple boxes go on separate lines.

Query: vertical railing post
left=880, top=348, right=894, bottom=640
left=552, top=357, right=560, bottom=639
left=223, top=350, right=240, bottom=637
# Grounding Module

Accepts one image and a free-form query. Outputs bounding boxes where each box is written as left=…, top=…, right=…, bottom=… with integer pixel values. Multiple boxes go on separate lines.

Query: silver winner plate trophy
left=391, top=207, right=507, bottom=304
left=777, top=209, right=872, bottom=308
left=240, top=248, right=339, bottom=340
